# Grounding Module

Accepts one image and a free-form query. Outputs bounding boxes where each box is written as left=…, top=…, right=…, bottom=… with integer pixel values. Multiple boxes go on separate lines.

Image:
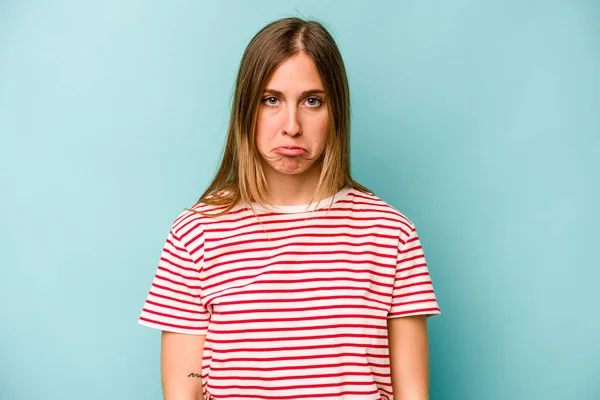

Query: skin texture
left=160, top=331, right=206, bottom=399
left=255, top=52, right=330, bottom=206
left=388, top=315, right=430, bottom=399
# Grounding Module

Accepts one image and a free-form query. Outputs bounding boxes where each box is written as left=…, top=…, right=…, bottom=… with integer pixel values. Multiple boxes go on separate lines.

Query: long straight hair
left=188, top=17, right=371, bottom=217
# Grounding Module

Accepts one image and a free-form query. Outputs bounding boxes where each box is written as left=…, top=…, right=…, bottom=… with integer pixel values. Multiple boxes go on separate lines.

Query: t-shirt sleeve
left=138, top=225, right=210, bottom=335
left=388, top=222, right=441, bottom=319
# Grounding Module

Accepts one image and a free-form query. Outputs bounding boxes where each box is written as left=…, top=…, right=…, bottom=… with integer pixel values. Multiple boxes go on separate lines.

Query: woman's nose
left=283, top=106, right=301, bottom=137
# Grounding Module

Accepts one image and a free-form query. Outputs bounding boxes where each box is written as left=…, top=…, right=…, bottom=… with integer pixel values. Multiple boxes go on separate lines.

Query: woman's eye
left=261, top=96, right=323, bottom=107
left=263, top=97, right=279, bottom=106
left=306, top=97, right=323, bottom=107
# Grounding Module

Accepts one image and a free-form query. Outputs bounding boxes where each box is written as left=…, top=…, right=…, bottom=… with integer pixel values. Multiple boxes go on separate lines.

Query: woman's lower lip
left=274, top=147, right=305, bottom=156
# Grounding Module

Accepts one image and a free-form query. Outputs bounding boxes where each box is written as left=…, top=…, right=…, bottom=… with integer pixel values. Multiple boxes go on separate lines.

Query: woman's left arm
left=387, top=315, right=430, bottom=400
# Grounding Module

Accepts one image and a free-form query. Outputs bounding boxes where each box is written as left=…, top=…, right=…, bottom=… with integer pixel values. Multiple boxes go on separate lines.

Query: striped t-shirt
left=138, top=186, right=441, bottom=400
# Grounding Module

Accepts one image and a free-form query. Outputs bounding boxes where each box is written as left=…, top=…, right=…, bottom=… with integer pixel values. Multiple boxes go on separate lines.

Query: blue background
left=1, top=1, right=598, bottom=399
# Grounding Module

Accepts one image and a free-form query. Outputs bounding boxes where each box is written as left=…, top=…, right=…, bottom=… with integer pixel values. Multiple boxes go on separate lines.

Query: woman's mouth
left=274, top=147, right=306, bottom=156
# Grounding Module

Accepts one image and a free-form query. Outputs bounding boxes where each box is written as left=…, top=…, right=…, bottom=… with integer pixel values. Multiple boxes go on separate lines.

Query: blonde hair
left=187, top=17, right=371, bottom=217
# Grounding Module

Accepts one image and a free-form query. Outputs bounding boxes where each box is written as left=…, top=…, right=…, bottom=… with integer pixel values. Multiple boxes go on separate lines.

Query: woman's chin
left=271, top=161, right=319, bottom=176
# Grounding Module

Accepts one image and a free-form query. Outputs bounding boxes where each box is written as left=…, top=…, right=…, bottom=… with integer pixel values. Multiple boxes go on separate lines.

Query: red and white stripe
left=139, top=187, right=440, bottom=399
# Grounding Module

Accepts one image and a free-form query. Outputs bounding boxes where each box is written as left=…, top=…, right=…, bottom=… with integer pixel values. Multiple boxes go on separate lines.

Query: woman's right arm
left=161, top=331, right=206, bottom=400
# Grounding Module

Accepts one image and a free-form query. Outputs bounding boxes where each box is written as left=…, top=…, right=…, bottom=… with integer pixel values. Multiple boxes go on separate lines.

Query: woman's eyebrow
left=263, top=89, right=326, bottom=97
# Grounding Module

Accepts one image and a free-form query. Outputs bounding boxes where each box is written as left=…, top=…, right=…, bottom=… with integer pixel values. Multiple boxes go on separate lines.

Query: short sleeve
left=138, top=227, right=210, bottom=335
left=388, top=223, right=441, bottom=319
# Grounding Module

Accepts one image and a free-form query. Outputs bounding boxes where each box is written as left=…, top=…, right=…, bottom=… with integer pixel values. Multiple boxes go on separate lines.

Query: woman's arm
left=161, top=331, right=206, bottom=400
left=387, top=315, right=430, bottom=400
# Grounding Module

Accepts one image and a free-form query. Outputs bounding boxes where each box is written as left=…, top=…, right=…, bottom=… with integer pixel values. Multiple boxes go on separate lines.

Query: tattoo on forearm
left=187, top=372, right=201, bottom=378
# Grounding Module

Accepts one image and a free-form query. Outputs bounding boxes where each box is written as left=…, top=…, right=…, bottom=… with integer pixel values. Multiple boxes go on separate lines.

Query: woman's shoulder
left=166, top=203, right=223, bottom=237
left=171, top=191, right=247, bottom=234
left=347, top=187, right=416, bottom=228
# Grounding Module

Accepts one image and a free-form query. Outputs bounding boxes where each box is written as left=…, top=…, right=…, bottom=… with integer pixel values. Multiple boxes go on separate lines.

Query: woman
left=138, top=16, right=441, bottom=400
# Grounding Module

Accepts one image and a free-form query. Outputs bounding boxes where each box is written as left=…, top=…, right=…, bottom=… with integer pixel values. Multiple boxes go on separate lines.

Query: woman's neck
left=262, top=165, right=331, bottom=206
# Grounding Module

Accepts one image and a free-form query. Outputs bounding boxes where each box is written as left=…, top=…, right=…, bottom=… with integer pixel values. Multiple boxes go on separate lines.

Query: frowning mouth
left=274, top=147, right=306, bottom=156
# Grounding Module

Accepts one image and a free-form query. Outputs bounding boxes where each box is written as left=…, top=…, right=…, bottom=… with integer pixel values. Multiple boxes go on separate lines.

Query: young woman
left=139, top=17, right=441, bottom=400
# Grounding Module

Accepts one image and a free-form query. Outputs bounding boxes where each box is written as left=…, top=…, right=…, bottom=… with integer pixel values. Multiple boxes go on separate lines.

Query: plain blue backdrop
left=1, top=1, right=598, bottom=399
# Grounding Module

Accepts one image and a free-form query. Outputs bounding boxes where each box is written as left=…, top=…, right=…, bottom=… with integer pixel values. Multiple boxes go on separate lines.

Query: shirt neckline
left=247, top=186, right=353, bottom=214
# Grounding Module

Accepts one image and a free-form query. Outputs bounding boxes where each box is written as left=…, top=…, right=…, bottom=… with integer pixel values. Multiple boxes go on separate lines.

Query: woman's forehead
left=265, top=53, right=324, bottom=92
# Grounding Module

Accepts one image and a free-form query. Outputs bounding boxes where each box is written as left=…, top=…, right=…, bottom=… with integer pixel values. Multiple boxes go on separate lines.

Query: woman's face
left=255, top=52, right=329, bottom=178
